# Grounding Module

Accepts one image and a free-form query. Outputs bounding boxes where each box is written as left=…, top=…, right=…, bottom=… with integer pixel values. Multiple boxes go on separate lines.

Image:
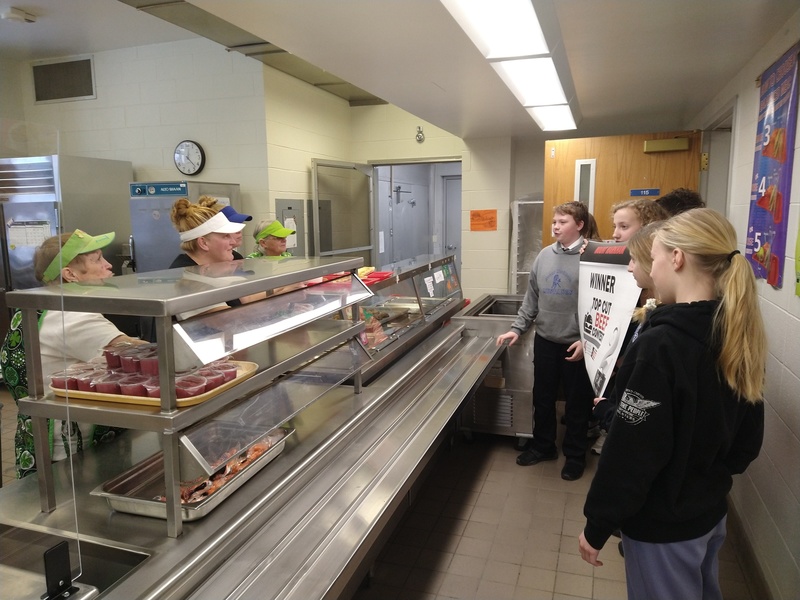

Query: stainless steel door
left=2, top=200, right=59, bottom=290
left=129, top=181, right=241, bottom=273
left=129, top=194, right=180, bottom=273
left=311, top=160, right=373, bottom=266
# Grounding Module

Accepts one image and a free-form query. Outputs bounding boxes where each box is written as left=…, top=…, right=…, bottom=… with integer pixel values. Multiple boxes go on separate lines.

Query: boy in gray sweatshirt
left=497, top=201, right=594, bottom=481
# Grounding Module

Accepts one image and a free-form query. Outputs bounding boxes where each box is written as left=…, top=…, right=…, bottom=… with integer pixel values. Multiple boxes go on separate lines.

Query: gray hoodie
left=511, top=239, right=583, bottom=344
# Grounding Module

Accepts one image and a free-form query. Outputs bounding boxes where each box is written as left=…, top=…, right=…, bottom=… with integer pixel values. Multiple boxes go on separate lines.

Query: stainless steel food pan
left=91, top=428, right=294, bottom=521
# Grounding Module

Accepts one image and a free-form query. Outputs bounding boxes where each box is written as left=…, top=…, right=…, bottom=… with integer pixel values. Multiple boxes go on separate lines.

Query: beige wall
left=8, top=38, right=270, bottom=242
left=689, top=8, right=800, bottom=599
left=0, top=59, right=24, bottom=126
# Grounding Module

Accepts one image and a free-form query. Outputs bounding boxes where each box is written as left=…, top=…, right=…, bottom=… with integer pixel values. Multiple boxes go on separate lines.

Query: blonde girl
left=611, top=199, right=668, bottom=242
left=580, top=209, right=766, bottom=600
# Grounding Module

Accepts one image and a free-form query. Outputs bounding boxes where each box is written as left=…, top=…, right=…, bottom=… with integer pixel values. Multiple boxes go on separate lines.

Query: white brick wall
left=689, top=8, right=800, bottom=599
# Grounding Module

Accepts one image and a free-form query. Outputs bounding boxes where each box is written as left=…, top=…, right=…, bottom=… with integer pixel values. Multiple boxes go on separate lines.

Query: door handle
left=446, top=245, right=457, bottom=250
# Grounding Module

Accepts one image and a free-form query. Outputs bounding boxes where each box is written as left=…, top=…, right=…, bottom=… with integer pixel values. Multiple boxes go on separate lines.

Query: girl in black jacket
left=579, top=209, right=766, bottom=600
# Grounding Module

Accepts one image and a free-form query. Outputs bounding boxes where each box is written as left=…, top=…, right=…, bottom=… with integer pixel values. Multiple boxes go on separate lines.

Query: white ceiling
left=1, top=0, right=798, bottom=143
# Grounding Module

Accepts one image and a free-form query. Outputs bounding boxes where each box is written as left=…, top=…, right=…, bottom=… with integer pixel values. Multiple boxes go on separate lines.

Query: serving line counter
left=0, top=254, right=502, bottom=599
left=453, top=294, right=534, bottom=446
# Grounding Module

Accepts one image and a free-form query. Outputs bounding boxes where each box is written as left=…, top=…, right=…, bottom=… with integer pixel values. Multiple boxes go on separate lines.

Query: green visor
left=42, top=229, right=115, bottom=283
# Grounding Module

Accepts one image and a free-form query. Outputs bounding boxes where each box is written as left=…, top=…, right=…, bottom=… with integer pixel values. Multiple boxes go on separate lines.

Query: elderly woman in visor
left=1, top=230, right=144, bottom=478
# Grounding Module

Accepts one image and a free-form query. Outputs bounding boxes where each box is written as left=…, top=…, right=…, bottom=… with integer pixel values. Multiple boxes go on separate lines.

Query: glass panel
left=358, top=277, right=423, bottom=351
left=179, top=337, right=369, bottom=477
left=173, top=275, right=371, bottom=368
left=578, top=163, right=592, bottom=204
left=412, top=262, right=462, bottom=315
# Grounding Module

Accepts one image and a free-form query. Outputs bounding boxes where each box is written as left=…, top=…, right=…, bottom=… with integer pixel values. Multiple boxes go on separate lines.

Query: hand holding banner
left=579, top=241, right=641, bottom=397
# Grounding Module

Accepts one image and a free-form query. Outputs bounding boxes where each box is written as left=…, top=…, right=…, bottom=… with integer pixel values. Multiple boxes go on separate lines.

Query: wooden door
left=542, top=130, right=701, bottom=242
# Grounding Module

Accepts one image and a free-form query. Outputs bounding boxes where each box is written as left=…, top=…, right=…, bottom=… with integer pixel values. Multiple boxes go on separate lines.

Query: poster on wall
left=579, top=241, right=640, bottom=398
left=745, top=42, right=799, bottom=290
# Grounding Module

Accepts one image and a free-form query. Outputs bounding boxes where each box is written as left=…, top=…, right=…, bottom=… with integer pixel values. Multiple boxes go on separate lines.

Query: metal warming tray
left=91, top=427, right=294, bottom=521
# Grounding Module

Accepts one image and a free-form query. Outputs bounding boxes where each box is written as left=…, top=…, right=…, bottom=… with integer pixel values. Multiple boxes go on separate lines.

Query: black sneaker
left=516, top=448, right=558, bottom=466
left=560, top=459, right=586, bottom=481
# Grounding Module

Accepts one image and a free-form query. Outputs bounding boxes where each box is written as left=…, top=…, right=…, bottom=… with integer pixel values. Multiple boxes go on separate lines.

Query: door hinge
left=700, top=152, right=709, bottom=171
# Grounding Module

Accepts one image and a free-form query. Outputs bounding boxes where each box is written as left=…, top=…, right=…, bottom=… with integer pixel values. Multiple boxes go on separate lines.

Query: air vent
left=32, top=56, right=96, bottom=103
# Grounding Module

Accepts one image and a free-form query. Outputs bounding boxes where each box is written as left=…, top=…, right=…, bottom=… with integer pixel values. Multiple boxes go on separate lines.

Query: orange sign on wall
left=470, top=209, right=497, bottom=231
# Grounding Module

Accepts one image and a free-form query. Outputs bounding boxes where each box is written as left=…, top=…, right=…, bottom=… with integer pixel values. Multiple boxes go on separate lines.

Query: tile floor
left=351, top=430, right=756, bottom=600
left=0, top=392, right=756, bottom=599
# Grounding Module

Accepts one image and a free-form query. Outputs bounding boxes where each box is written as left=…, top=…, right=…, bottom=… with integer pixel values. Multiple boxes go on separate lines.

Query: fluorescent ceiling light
left=440, top=0, right=548, bottom=59
left=491, top=58, right=567, bottom=107
left=527, top=105, right=577, bottom=131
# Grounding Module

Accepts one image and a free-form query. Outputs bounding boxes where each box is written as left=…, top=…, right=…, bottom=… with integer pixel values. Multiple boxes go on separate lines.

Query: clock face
left=174, top=140, right=205, bottom=175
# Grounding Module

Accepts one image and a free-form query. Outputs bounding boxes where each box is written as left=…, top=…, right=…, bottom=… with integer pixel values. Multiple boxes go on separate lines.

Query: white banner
left=579, top=241, right=641, bottom=397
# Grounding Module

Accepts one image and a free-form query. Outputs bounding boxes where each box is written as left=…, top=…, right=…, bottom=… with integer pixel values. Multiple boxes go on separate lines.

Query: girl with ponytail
left=579, top=209, right=766, bottom=600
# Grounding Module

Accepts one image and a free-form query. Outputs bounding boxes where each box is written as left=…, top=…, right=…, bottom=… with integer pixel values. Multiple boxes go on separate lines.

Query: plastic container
left=119, top=374, right=150, bottom=397
left=118, top=347, right=144, bottom=373
left=50, top=370, right=79, bottom=390
left=175, top=375, right=207, bottom=399
left=139, top=351, right=160, bottom=376
left=75, top=369, right=106, bottom=392
left=196, top=369, right=225, bottom=392
left=103, top=345, right=127, bottom=369
left=143, top=377, right=161, bottom=398
left=94, top=372, right=124, bottom=394
left=209, top=361, right=238, bottom=382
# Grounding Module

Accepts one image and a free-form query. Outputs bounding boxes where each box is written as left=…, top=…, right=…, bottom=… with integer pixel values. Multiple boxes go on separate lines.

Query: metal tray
left=91, top=427, right=294, bottom=521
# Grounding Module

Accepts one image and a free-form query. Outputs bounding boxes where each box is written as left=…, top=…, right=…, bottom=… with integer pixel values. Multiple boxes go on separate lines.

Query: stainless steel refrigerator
left=0, top=155, right=133, bottom=339
left=129, top=181, right=241, bottom=273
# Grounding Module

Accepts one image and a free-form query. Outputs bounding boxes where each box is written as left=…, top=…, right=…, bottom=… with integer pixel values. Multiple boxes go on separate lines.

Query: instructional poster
left=579, top=241, right=641, bottom=397
left=745, top=42, right=799, bottom=289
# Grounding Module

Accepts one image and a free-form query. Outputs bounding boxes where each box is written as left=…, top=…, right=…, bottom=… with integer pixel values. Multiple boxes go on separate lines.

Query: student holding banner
left=579, top=209, right=766, bottom=600
left=589, top=201, right=668, bottom=455
left=496, top=201, right=594, bottom=482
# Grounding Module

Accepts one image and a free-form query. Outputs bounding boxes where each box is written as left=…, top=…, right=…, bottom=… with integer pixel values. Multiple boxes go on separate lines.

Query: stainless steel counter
left=453, top=294, right=535, bottom=443
left=0, top=321, right=501, bottom=599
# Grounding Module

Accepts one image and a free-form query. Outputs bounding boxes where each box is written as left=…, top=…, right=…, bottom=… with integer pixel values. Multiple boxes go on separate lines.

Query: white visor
left=179, top=212, right=246, bottom=242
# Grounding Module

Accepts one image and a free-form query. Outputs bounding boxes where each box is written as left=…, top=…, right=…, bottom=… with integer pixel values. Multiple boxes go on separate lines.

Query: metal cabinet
left=453, top=294, right=534, bottom=443
left=8, top=256, right=371, bottom=537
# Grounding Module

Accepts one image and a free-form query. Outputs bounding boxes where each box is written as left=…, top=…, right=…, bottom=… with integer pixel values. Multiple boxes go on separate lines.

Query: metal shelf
left=5, top=256, right=363, bottom=316
left=17, top=320, right=365, bottom=433
left=13, top=255, right=367, bottom=538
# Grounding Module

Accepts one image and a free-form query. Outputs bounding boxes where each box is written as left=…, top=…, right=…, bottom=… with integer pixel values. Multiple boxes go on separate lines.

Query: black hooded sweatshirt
left=583, top=300, right=764, bottom=550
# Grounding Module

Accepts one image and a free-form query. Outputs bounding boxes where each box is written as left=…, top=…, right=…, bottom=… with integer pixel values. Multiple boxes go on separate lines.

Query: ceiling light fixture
left=491, top=57, right=567, bottom=107
left=440, top=0, right=578, bottom=131
left=527, top=105, right=577, bottom=131
left=1, top=6, right=36, bottom=23
left=439, top=0, right=548, bottom=59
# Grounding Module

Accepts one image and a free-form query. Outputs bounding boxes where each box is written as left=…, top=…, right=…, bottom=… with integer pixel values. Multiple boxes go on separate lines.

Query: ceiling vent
left=32, top=55, right=96, bottom=103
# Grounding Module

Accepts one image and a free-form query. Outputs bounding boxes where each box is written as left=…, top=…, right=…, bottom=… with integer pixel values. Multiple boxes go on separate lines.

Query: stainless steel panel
left=129, top=181, right=241, bottom=273
left=0, top=321, right=501, bottom=600
left=453, top=294, right=534, bottom=438
left=6, top=256, right=364, bottom=316
left=0, top=523, right=145, bottom=597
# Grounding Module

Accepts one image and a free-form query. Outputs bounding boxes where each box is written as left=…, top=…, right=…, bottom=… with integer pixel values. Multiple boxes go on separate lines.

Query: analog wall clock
left=173, top=140, right=205, bottom=176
